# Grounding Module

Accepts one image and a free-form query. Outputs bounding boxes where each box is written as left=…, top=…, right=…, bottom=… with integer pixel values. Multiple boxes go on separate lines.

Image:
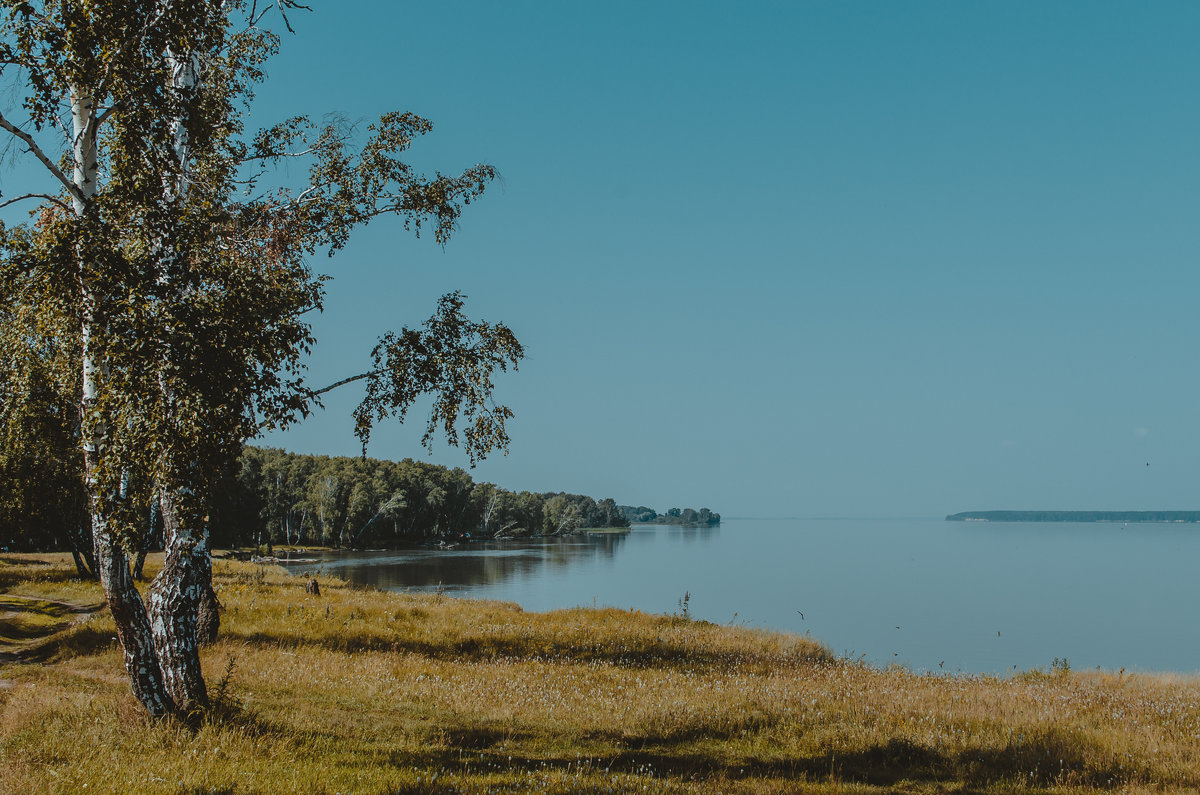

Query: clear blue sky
left=13, top=2, right=1200, bottom=517
left=253, top=1, right=1200, bottom=518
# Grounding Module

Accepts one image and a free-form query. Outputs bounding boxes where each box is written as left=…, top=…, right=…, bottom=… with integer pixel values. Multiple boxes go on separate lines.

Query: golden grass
left=2, top=554, right=1199, bottom=793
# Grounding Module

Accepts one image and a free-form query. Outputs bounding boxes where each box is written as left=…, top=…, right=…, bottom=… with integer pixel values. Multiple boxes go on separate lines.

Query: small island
left=947, top=510, right=1200, bottom=523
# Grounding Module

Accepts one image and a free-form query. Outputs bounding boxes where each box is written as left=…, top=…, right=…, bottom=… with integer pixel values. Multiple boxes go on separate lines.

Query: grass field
left=2, top=552, right=1198, bottom=793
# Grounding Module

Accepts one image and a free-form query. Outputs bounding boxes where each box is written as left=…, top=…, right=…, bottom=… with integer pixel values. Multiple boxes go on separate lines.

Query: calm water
left=276, top=518, right=1200, bottom=675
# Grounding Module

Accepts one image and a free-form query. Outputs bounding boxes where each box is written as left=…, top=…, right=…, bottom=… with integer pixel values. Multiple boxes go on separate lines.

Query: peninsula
left=946, top=510, right=1200, bottom=523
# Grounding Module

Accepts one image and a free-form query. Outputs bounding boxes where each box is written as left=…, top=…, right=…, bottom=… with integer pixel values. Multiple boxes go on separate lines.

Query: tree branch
left=307, top=371, right=372, bottom=399
left=253, top=370, right=375, bottom=432
left=96, top=104, right=119, bottom=126
left=0, top=192, right=70, bottom=211
left=239, top=146, right=316, bottom=162
left=0, top=111, right=85, bottom=206
left=48, top=106, right=75, bottom=150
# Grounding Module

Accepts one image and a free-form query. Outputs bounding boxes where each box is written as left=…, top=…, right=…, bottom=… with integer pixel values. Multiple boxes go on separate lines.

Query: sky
left=8, top=2, right=1200, bottom=518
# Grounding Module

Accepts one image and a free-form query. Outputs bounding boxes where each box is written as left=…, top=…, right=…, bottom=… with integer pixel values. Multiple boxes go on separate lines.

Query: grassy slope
left=1, top=554, right=1198, bottom=794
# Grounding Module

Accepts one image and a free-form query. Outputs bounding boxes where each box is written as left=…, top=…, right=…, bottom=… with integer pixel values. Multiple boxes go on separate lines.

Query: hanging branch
left=0, top=192, right=70, bottom=211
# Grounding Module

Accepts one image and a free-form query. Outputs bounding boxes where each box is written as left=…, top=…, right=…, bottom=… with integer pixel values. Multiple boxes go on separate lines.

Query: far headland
left=946, top=511, right=1200, bottom=523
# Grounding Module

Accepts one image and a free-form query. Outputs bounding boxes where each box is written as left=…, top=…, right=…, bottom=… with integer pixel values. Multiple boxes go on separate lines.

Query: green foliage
left=208, top=446, right=631, bottom=548
left=1, top=1, right=521, bottom=547
left=541, top=494, right=582, bottom=536
left=0, top=226, right=87, bottom=552
left=352, top=291, right=523, bottom=464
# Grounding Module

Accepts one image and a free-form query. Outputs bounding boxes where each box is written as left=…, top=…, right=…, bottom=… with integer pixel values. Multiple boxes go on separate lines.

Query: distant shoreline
left=947, top=510, right=1200, bottom=523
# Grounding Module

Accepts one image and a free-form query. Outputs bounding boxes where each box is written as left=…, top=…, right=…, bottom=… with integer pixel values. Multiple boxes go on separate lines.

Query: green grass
left=2, top=553, right=1199, bottom=793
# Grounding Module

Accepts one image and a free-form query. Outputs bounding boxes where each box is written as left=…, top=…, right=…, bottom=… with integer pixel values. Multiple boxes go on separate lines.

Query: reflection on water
left=278, top=530, right=633, bottom=593
left=275, top=518, right=1200, bottom=675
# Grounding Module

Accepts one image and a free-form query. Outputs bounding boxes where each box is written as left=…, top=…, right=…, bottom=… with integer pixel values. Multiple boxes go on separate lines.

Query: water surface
left=276, top=517, right=1200, bottom=675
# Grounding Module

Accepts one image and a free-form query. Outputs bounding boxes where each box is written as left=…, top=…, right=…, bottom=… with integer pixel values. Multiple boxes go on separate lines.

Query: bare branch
left=239, top=146, right=315, bottom=162
left=96, top=104, right=119, bottom=126
left=307, top=371, right=372, bottom=399
left=0, top=192, right=70, bottom=211
left=253, top=370, right=375, bottom=432
left=277, top=1, right=313, bottom=34
left=0, top=111, right=85, bottom=205
left=291, top=184, right=319, bottom=206
left=47, top=107, right=74, bottom=149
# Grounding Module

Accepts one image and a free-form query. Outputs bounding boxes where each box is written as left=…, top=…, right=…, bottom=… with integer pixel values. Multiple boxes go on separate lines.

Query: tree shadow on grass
left=0, top=597, right=110, bottom=662
left=0, top=556, right=53, bottom=566
left=222, top=627, right=825, bottom=674
left=274, top=715, right=1161, bottom=791
left=0, top=559, right=82, bottom=591
left=8, top=621, right=116, bottom=663
left=595, top=730, right=1145, bottom=790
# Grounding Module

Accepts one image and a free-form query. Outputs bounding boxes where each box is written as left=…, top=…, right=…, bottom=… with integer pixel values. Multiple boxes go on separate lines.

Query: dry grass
left=2, top=554, right=1199, bottom=793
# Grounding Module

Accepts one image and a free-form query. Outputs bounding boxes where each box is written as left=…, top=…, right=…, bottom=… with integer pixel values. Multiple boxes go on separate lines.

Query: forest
left=211, top=447, right=631, bottom=548
left=0, top=445, right=634, bottom=554
left=2, top=445, right=736, bottom=554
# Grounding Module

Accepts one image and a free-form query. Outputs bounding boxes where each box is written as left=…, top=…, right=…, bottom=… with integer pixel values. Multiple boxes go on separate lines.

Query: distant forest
left=1, top=444, right=730, bottom=552
left=210, top=447, right=632, bottom=548
left=620, top=506, right=720, bottom=526
left=946, top=511, right=1200, bottom=523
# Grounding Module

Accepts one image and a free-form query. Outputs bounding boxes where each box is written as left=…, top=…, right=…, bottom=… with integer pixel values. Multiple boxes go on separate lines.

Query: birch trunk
left=195, top=550, right=220, bottom=646
left=68, top=526, right=99, bottom=580
left=94, top=519, right=173, bottom=716
left=73, top=87, right=176, bottom=717
left=148, top=489, right=208, bottom=711
left=146, top=45, right=214, bottom=709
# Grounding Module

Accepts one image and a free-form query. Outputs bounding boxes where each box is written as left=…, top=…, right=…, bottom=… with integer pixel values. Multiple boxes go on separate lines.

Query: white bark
left=482, top=492, right=498, bottom=533
left=148, top=39, right=214, bottom=710
left=165, top=48, right=199, bottom=203
left=71, top=85, right=175, bottom=717
left=73, top=89, right=100, bottom=461
left=70, top=91, right=98, bottom=214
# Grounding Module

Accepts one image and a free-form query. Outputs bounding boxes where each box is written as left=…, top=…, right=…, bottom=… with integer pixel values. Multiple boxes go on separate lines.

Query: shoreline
left=2, top=553, right=1198, bottom=792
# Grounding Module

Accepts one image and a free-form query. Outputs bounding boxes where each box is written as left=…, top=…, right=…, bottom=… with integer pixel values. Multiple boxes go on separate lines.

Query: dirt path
left=0, top=595, right=107, bottom=664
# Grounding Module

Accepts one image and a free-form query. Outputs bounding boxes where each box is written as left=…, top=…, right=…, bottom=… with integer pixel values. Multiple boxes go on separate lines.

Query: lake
left=274, top=517, right=1200, bottom=675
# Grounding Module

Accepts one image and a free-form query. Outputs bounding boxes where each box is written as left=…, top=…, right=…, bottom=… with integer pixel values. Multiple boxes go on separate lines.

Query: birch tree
left=2, top=0, right=186, bottom=716
left=543, top=494, right=582, bottom=536
left=2, top=1, right=521, bottom=717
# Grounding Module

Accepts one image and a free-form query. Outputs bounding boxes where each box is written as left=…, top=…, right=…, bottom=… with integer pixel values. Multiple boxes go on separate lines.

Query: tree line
left=620, top=506, right=721, bottom=526
left=211, top=447, right=630, bottom=548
